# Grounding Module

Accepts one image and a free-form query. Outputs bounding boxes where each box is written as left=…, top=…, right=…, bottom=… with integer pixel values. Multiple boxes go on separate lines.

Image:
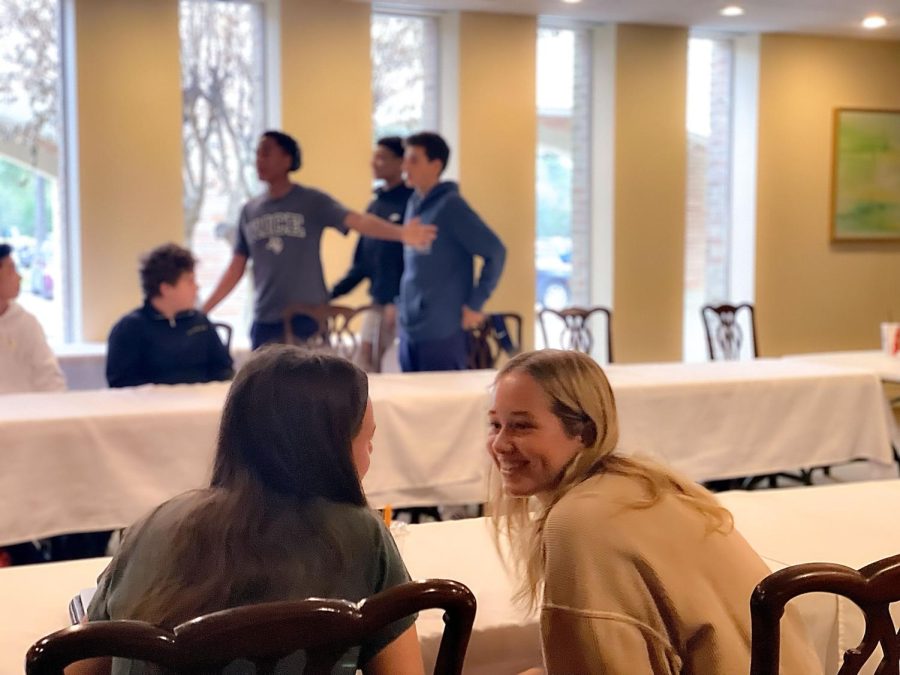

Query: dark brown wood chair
left=281, top=303, right=378, bottom=361
left=25, top=621, right=180, bottom=674
left=701, top=302, right=758, bottom=361
left=212, top=321, right=233, bottom=351
left=27, top=578, right=477, bottom=675
left=537, top=306, right=613, bottom=362
left=750, top=554, right=900, bottom=675
left=466, top=312, right=523, bottom=369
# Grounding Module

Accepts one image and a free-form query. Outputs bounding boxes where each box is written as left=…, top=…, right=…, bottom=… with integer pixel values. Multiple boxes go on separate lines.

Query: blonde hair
left=488, top=349, right=733, bottom=610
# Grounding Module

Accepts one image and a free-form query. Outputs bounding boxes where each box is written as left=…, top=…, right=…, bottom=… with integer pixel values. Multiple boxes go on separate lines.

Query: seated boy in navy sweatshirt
left=106, top=243, right=234, bottom=388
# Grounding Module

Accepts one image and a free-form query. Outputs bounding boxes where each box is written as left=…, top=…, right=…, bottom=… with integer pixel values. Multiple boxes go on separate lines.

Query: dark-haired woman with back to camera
left=489, top=349, right=822, bottom=675
left=69, top=346, right=425, bottom=675
left=200, top=130, right=437, bottom=350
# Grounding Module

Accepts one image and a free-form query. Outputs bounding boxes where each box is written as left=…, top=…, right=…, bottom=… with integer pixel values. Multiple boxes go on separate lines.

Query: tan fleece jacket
left=539, top=473, right=822, bottom=674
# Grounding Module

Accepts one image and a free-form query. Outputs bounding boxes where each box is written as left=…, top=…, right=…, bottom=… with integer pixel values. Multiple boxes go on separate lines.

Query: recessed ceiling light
left=862, top=14, right=887, bottom=29
left=562, top=0, right=583, bottom=4
left=720, top=5, right=745, bottom=17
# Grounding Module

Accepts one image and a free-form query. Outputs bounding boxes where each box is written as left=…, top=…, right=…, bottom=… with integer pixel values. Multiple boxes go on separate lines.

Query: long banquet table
left=781, top=350, right=900, bottom=384
left=605, top=358, right=896, bottom=481
left=2, top=358, right=896, bottom=546
left=55, top=342, right=255, bottom=391
left=1, top=480, right=898, bottom=674
left=781, top=350, right=900, bottom=447
left=0, top=371, right=496, bottom=546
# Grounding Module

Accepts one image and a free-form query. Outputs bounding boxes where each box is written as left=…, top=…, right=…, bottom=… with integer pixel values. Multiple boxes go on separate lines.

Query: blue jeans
left=398, top=330, right=468, bottom=372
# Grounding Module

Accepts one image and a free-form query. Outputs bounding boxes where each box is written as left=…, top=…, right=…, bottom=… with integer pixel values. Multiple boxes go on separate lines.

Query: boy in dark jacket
left=331, top=136, right=412, bottom=371
left=106, top=243, right=233, bottom=387
left=398, top=132, right=506, bottom=372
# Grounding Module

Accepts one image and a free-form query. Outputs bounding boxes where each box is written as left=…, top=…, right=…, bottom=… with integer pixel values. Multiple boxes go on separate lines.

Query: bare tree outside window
left=371, top=13, right=439, bottom=141
left=0, top=0, right=66, bottom=342
left=179, top=0, right=266, bottom=343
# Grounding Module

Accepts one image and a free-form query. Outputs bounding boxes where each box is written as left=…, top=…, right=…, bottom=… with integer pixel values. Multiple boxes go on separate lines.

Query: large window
left=0, top=0, right=69, bottom=342
left=179, top=0, right=268, bottom=344
left=684, top=36, right=735, bottom=361
left=535, top=26, right=592, bottom=345
left=371, top=12, right=439, bottom=140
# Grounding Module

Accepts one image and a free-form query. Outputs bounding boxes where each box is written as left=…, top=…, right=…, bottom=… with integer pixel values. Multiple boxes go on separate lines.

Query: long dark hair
left=126, top=346, right=370, bottom=627
left=211, top=344, right=368, bottom=505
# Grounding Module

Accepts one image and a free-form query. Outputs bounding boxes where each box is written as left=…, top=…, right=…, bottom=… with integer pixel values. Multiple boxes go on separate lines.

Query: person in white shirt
left=0, top=243, right=66, bottom=394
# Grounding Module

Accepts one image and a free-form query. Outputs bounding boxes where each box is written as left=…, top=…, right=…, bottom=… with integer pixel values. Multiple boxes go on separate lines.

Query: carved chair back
left=467, top=313, right=523, bottom=369
left=537, top=306, right=613, bottom=363
left=750, top=554, right=900, bottom=675
left=701, top=303, right=758, bottom=361
left=27, top=579, right=477, bottom=675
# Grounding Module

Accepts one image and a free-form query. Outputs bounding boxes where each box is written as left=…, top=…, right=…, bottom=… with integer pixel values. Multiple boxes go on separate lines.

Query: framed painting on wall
left=831, top=108, right=900, bottom=242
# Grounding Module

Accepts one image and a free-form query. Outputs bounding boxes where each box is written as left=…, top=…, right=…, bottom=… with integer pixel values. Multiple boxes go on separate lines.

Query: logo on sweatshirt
left=245, top=212, right=307, bottom=254
left=266, top=237, right=284, bottom=255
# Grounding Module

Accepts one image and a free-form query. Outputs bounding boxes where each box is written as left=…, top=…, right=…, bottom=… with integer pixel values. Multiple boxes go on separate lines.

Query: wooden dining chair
left=537, top=306, right=613, bottom=363
left=281, top=303, right=377, bottom=362
left=211, top=321, right=233, bottom=351
left=701, top=302, right=758, bottom=361
left=27, top=578, right=477, bottom=675
left=25, top=621, right=180, bottom=674
left=750, top=553, right=900, bottom=675
left=466, top=312, right=523, bottom=369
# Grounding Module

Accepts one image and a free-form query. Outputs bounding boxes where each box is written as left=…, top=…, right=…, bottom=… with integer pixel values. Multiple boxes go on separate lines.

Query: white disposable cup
left=881, top=322, right=900, bottom=356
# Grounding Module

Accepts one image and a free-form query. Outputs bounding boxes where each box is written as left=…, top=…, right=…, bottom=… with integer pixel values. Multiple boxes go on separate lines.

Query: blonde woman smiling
left=488, top=350, right=820, bottom=674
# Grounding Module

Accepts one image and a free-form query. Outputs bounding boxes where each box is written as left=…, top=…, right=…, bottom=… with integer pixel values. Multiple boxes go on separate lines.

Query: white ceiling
left=364, top=0, right=900, bottom=39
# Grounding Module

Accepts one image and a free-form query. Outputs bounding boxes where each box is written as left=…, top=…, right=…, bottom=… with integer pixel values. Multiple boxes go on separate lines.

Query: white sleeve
left=26, top=315, right=66, bottom=392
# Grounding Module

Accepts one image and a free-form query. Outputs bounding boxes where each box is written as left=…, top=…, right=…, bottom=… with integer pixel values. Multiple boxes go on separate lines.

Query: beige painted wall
left=76, top=0, right=184, bottom=340
left=756, top=34, right=900, bottom=355
left=612, top=25, right=688, bottom=362
left=280, top=0, right=373, bottom=305
left=458, top=12, right=537, bottom=349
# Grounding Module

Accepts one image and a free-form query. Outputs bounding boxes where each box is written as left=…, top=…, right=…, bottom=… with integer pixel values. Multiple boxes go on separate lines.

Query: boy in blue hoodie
left=398, top=132, right=506, bottom=372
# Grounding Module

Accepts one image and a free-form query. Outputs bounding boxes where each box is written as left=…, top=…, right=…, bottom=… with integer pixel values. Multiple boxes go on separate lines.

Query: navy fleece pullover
left=331, top=182, right=411, bottom=304
left=106, top=302, right=234, bottom=388
left=399, top=181, right=506, bottom=341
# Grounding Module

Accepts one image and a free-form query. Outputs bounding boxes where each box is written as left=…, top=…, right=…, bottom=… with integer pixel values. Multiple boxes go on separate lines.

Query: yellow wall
left=756, top=34, right=900, bottom=354
left=612, top=25, right=688, bottom=362
left=280, top=0, right=373, bottom=303
left=71, top=4, right=900, bottom=359
left=458, top=12, right=537, bottom=348
left=75, top=0, right=184, bottom=340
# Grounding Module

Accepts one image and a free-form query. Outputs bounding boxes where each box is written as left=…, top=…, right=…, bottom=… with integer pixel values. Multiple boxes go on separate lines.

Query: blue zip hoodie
left=399, top=181, right=506, bottom=341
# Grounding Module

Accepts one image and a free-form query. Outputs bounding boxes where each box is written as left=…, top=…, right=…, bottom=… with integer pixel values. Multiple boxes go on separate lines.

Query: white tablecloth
left=606, top=359, right=896, bottom=481
left=2, top=480, right=898, bottom=674
left=782, top=350, right=900, bottom=384
left=3, top=359, right=896, bottom=546
left=0, top=371, right=497, bottom=545
left=54, top=343, right=109, bottom=391
left=55, top=342, right=254, bottom=391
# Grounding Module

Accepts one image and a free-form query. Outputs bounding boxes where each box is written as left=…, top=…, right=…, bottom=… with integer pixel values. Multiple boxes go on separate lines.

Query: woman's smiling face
left=488, top=371, right=585, bottom=498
